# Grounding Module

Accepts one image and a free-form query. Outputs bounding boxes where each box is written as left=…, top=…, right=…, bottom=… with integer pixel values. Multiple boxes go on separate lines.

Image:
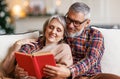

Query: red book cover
left=15, top=52, right=56, bottom=79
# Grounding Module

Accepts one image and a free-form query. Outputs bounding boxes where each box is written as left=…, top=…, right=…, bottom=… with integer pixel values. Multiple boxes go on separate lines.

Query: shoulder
left=86, top=27, right=104, bottom=38
left=37, top=36, right=45, bottom=43
left=57, top=43, right=71, bottom=54
left=37, top=36, right=44, bottom=41
left=59, top=43, right=70, bottom=47
left=57, top=43, right=71, bottom=50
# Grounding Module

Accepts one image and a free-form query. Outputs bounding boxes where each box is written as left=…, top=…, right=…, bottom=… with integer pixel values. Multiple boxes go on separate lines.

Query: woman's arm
left=43, top=43, right=73, bottom=78
left=57, top=44, right=73, bottom=67
left=1, top=38, right=37, bottom=77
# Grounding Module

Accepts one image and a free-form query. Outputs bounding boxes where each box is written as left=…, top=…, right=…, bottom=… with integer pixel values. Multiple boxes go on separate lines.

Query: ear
left=85, top=19, right=91, bottom=27
left=61, top=37, right=64, bottom=40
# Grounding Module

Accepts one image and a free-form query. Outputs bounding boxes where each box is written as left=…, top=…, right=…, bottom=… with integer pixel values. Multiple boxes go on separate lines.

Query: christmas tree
left=0, top=0, right=14, bottom=34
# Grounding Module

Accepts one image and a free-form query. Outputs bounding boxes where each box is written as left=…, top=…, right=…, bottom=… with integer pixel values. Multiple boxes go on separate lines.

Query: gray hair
left=68, top=2, right=90, bottom=19
left=48, top=15, right=66, bottom=28
left=43, top=15, right=67, bottom=37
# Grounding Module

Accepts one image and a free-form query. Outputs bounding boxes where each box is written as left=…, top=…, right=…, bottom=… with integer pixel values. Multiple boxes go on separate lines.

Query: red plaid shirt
left=19, top=36, right=45, bottom=54
left=67, top=27, right=105, bottom=79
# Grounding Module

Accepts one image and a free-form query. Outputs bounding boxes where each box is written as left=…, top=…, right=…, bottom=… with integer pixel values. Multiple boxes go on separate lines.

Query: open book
left=15, top=51, right=56, bottom=79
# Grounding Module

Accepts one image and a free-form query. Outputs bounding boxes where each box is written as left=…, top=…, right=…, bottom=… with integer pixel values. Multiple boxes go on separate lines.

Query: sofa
left=0, top=27, right=120, bottom=76
left=92, top=27, right=120, bottom=76
left=0, top=30, right=40, bottom=64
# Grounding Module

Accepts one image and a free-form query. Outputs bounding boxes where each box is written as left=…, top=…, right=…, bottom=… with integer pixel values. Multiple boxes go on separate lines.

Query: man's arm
left=43, top=64, right=71, bottom=78
left=68, top=30, right=105, bottom=78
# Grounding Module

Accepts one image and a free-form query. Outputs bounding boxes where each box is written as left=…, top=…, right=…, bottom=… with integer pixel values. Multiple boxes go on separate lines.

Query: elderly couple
left=1, top=2, right=120, bottom=79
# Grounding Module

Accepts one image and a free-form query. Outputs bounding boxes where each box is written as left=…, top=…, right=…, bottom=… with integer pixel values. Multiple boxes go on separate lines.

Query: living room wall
left=58, top=0, right=120, bottom=25
left=6, top=0, right=120, bottom=33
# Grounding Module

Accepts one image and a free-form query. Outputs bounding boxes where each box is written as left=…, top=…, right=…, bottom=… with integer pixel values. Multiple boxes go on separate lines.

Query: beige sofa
left=92, top=27, right=120, bottom=76
left=0, top=27, right=120, bottom=76
left=0, top=30, right=40, bottom=64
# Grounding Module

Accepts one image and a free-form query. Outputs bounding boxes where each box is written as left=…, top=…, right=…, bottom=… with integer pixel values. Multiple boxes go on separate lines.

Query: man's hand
left=15, top=39, right=37, bottom=46
left=43, top=64, right=71, bottom=78
left=13, top=39, right=37, bottom=52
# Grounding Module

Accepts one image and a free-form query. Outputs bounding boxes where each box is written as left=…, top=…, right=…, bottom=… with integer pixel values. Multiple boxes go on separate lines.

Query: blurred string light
left=56, top=0, right=61, bottom=7
left=11, top=5, right=26, bottom=18
left=55, top=0, right=61, bottom=14
left=0, top=11, right=5, bottom=17
left=10, top=0, right=29, bottom=19
left=23, top=0, right=29, bottom=7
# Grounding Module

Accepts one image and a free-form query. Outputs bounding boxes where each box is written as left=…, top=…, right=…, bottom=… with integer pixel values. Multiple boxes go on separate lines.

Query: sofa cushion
left=92, top=27, right=120, bottom=76
left=0, top=30, right=40, bottom=64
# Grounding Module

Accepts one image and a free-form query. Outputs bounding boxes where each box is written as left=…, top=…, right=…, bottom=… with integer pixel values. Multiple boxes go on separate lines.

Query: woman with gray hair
left=1, top=15, right=73, bottom=79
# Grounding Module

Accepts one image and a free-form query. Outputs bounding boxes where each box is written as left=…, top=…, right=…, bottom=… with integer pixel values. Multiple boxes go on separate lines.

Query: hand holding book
left=15, top=51, right=56, bottom=79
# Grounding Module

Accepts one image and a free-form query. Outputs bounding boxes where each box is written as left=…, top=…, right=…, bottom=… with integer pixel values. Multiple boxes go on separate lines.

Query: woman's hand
left=15, top=65, right=28, bottom=78
left=15, top=65, right=36, bottom=79
left=43, top=64, right=71, bottom=78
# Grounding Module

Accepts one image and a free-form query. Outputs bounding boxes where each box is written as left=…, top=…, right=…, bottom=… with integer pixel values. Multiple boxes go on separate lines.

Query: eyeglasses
left=65, top=16, right=87, bottom=27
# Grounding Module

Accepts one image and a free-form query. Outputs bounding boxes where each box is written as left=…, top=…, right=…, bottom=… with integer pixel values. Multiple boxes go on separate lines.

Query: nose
left=51, top=28, right=56, bottom=33
left=68, top=22, right=74, bottom=29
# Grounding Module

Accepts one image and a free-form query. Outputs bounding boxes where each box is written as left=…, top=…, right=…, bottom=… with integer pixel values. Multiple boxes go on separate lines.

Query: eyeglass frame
left=65, top=15, right=87, bottom=27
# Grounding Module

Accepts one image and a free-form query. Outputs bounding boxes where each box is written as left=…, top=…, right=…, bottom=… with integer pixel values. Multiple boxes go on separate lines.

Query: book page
left=32, top=51, right=53, bottom=56
left=32, top=43, right=58, bottom=56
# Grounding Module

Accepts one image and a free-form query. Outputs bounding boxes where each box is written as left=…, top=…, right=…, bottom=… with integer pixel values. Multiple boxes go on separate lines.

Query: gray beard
left=68, top=26, right=84, bottom=37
